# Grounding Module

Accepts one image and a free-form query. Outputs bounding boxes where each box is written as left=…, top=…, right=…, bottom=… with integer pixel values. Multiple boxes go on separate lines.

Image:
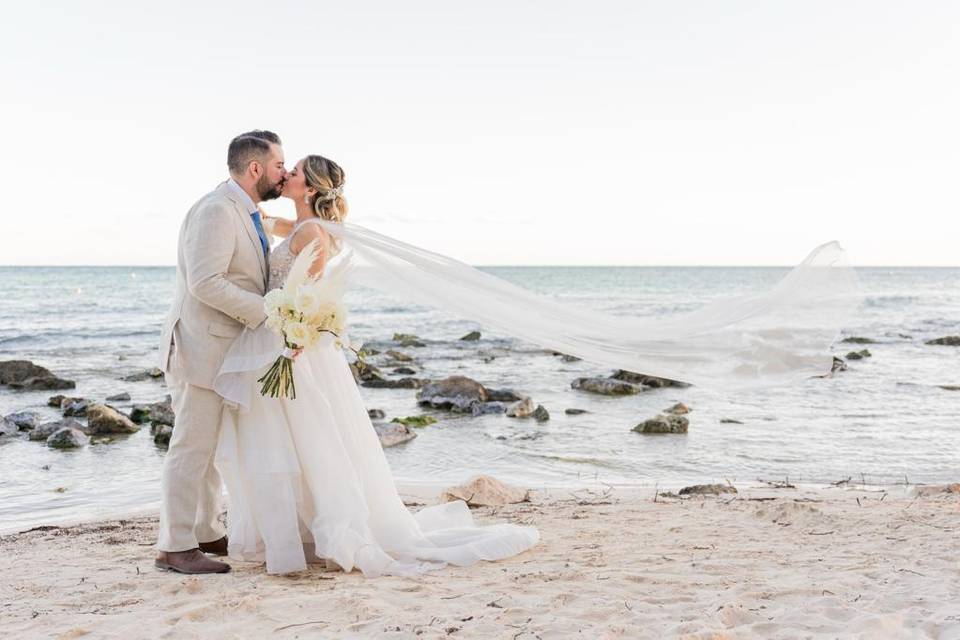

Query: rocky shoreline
left=3, top=331, right=959, bottom=455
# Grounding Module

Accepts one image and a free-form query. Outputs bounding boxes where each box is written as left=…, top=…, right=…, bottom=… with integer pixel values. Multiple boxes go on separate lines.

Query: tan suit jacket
left=158, top=182, right=268, bottom=389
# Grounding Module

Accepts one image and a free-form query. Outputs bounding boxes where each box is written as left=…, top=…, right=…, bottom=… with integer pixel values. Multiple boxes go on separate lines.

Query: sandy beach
left=2, top=482, right=958, bottom=639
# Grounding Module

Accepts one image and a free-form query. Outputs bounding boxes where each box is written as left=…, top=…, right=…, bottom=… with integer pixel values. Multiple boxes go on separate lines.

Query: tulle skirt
left=213, top=328, right=539, bottom=576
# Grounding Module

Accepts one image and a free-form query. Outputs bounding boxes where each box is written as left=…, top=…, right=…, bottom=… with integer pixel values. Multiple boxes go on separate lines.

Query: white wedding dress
left=213, top=215, right=860, bottom=576
left=213, top=220, right=539, bottom=576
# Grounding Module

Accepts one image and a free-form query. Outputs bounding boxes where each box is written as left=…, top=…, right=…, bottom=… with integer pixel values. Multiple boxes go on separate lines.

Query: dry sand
left=2, top=483, right=959, bottom=639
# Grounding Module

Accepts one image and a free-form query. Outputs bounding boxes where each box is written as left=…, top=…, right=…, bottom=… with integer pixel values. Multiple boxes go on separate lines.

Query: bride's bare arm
left=259, top=207, right=295, bottom=238
left=289, top=224, right=331, bottom=278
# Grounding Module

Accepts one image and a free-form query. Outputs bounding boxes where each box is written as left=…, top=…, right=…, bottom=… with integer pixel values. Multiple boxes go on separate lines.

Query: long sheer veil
left=314, top=221, right=861, bottom=390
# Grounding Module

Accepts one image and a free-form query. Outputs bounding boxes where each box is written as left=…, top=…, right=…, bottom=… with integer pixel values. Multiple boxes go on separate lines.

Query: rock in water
left=129, top=398, right=174, bottom=426
left=386, top=350, right=414, bottom=362
left=565, top=408, right=589, bottom=415
left=5, top=411, right=41, bottom=431
left=505, top=397, right=535, bottom=418
left=391, top=415, right=438, bottom=428
left=417, top=376, right=488, bottom=412
left=572, top=377, right=644, bottom=396
left=532, top=405, right=550, bottom=422
left=62, top=398, right=89, bottom=417
left=460, top=330, right=481, bottom=341
left=374, top=422, right=418, bottom=447
left=720, top=418, right=744, bottom=424
left=46, top=427, right=89, bottom=449
left=609, top=370, right=689, bottom=388
left=85, top=404, right=140, bottom=434
left=392, top=366, right=417, bottom=375
left=151, top=424, right=173, bottom=446
left=362, top=377, right=425, bottom=389
left=30, top=419, right=85, bottom=441
left=0, top=417, right=18, bottom=437
left=471, top=402, right=507, bottom=416
left=679, top=484, right=737, bottom=496
left=486, top=388, right=526, bottom=402
left=440, top=475, right=530, bottom=507
left=845, top=349, right=872, bottom=360
left=841, top=336, right=877, bottom=344
left=120, top=367, right=165, bottom=382
left=665, top=403, right=691, bottom=415
left=367, top=408, right=386, bottom=420
left=106, top=392, right=131, bottom=402
left=0, top=360, right=75, bottom=390
left=633, top=414, right=689, bottom=434
left=393, top=333, right=426, bottom=347
left=926, top=336, right=960, bottom=346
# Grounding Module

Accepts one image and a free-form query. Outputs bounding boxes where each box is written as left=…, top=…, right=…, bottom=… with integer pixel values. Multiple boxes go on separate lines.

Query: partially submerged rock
left=62, top=398, right=89, bottom=417
left=46, top=427, right=89, bottom=449
left=460, top=331, right=481, bottom=341
left=374, top=422, right=418, bottom=447
left=926, top=336, right=960, bottom=346
left=572, top=377, right=644, bottom=396
left=362, top=377, right=425, bottom=389
left=151, top=424, right=173, bottom=446
left=565, top=408, right=589, bottom=415
left=505, top=397, right=535, bottom=418
left=720, top=418, right=744, bottom=424
left=440, top=475, right=530, bottom=507
left=841, top=336, right=877, bottom=344
left=386, top=350, right=414, bottom=362
left=845, top=349, right=872, bottom=360
left=121, top=367, right=165, bottom=382
left=129, top=398, right=174, bottom=427
left=486, top=388, right=526, bottom=402
left=417, top=376, right=488, bottom=412
left=391, top=366, right=417, bottom=375
left=393, top=333, right=426, bottom=348
left=532, top=405, right=550, bottom=422
left=5, top=411, right=41, bottom=431
left=0, top=417, right=18, bottom=437
left=367, top=408, right=386, bottom=420
left=105, top=392, right=131, bottom=402
left=633, top=414, right=689, bottom=434
left=665, top=403, right=691, bottom=415
left=610, top=370, right=688, bottom=388
left=391, top=415, right=437, bottom=428
left=471, top=402, right=507, bottom=416
left=0, top=360, right=75, bottom=391
left=30, top=419, right=85, bottom=441
left=679, top=484, right=737, bottom=496
left=85, top=404, right=140, bottom=435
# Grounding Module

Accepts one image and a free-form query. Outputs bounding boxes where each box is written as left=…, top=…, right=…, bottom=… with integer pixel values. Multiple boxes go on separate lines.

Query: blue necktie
left=250, top=211, right=269, bottom=257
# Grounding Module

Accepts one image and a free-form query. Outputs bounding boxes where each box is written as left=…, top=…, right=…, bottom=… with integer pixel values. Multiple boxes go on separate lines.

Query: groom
left=155, top=130, right=286, bottom=574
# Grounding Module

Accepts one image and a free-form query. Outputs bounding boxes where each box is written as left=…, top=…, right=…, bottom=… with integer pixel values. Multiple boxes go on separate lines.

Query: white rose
left=294, top=285, right=322, bottom=317
left=263, top=288, right=287, bottom=313
left=284, top=321, right=311, bottom=348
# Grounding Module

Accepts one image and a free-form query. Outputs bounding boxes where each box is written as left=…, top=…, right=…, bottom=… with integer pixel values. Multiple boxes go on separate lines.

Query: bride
left=211, top=153, right=859, bottom=578
left=212, top=155, right=540, bottom=577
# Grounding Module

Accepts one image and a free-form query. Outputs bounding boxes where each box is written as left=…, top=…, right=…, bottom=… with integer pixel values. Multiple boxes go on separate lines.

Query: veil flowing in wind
left=314, top=221, right=861, bottom=390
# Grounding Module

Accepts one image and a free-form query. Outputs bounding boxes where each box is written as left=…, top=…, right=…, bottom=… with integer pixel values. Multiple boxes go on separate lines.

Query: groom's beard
left=257, top=175, right=284, bottom=201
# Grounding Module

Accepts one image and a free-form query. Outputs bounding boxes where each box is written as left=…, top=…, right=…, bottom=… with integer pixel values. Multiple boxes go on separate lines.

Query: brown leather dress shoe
left=198, top=536, right=229, bottom=556
left=156, top=549, right=231, bottom=574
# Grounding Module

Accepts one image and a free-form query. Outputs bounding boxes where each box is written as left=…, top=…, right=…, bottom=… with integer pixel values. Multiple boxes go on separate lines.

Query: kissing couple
left=154, top=129, right=858, bottom=576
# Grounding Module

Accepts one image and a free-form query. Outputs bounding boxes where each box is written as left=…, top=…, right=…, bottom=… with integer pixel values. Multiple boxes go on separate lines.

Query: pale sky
left=2, top=1, right=958, bottom=266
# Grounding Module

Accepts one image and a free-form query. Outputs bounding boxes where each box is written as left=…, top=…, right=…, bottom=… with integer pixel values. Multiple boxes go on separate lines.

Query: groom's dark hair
left=227, top=130, right=282, bottom=176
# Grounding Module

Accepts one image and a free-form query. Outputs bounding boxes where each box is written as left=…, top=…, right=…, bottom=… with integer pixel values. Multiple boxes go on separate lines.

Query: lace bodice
left=267, top=219, right=340, bottom=291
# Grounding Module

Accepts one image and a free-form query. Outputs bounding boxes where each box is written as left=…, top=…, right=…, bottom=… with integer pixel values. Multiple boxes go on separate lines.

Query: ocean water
left=0, top=265, right=957, bottom=534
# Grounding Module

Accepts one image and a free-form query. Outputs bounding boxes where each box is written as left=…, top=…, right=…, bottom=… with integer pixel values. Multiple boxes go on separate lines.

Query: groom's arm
left=184, top=202, right=267, bottom=328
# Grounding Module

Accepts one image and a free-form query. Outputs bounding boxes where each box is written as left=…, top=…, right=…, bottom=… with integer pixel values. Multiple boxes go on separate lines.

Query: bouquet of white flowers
left=258, top=240, right=356, bottom=399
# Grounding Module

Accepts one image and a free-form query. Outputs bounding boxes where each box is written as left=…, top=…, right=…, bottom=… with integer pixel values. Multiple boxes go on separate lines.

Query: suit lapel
left=218, top=182, right=268, bottom=285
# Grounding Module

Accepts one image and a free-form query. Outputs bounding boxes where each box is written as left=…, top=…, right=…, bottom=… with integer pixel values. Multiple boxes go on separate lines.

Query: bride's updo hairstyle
left=303, top=155, right=348, bottom=222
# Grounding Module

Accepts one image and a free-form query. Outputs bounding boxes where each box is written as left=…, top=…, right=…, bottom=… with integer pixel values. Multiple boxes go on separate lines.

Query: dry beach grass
left=2, top=483, right=959, bottom=639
